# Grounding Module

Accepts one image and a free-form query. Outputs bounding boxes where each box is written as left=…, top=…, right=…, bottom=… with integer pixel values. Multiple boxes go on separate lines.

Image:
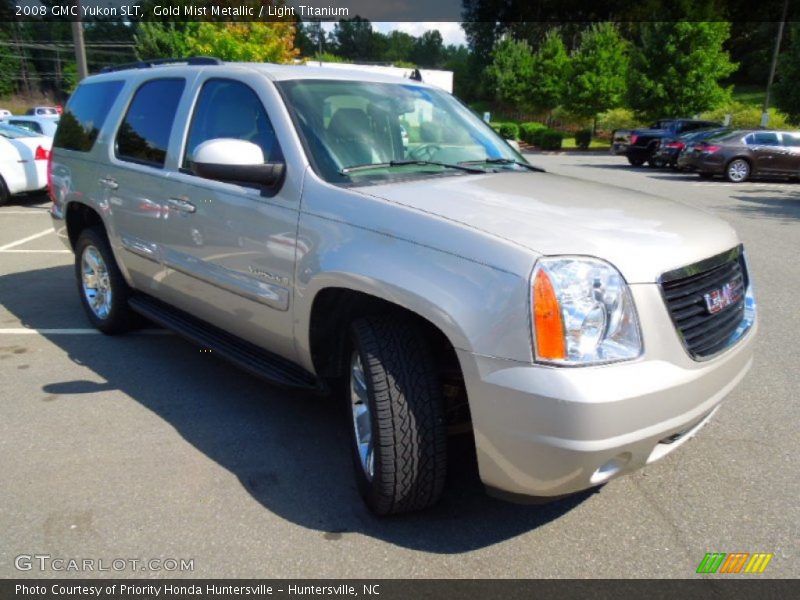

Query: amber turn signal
left=533, top=268, right=566, bottom=360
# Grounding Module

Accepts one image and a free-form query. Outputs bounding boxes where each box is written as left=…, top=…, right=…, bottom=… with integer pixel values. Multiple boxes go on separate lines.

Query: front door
left=747, top=131, right=782, bottom=175
left=157, top=76, right=300, bottom=361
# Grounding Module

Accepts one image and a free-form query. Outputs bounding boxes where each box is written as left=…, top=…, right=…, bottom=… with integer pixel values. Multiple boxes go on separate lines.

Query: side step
left=129, top=294, right=322, bottom=392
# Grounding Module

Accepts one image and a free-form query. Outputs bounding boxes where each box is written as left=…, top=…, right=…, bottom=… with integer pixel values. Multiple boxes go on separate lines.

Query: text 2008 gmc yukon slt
left=49, top=58, right=756, bottom=515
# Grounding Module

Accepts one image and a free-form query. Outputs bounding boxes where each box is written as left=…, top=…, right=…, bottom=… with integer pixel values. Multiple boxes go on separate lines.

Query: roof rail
left=100, top=56, right=223, bottom=74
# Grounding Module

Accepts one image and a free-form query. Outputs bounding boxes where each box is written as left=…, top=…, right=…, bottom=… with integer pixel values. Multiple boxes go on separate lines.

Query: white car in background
left=0, top=109, right=11, bottom=118
left=26, top=106, right=59, bottom=118
left=0, top=123, right=51, bottom=205
left=5, top=116, right=60, bottom=138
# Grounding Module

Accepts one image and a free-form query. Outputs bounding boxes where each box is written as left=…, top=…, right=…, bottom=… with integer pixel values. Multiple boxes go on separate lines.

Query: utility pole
left=71, top=0, right=88, bottom=81
left=761, top=0, right=789, bottom=128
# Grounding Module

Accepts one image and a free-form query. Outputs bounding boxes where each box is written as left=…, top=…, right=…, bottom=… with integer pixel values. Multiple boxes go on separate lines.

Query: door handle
left=167, top=197, right=196, bottom=214
left=98, top=177, right=118, bottom=190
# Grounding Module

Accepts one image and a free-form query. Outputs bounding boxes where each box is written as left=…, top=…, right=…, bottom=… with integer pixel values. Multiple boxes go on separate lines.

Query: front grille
left=660, top=246, right=749, bottom=359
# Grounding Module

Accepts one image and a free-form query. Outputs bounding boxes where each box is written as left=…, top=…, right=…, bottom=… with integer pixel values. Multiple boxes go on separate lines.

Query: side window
left=116, top=78, right=185, bottom=168
left=183, top=79, right=282, bottom=170
left=751, top=132, right=780, bottom=146
left=781, top=133, right=800, bottom=147
left=10, top=120, right=41, bottom=134
left=53, top=80, right=124, bottom=152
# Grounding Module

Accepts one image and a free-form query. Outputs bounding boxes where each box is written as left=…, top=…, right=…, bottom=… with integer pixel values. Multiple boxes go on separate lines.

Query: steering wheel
left=409, top=143, right=441, bottom=161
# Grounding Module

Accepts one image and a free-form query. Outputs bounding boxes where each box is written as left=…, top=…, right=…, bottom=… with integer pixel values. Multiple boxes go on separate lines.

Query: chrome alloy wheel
left=727, top=159, right=749, bottom=183
left=81, top=245, right=112, bottom=320
left=350, top=351, right=375, bottom=481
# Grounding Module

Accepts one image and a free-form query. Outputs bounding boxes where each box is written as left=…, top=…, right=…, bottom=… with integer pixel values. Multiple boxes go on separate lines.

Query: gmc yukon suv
left=50, top=58, right=756, bottom=515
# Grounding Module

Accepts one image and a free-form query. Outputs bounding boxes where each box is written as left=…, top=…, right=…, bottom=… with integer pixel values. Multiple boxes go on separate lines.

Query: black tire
left=74, top=227, right=134, bottom=334
left=0, top=175, right=9, bottom=206
left=627, top=156, right=645, bottom=167
left=346, top=315, right=447, bottom=515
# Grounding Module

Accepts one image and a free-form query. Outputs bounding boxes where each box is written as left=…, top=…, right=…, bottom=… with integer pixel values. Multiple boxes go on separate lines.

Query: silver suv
left=50, top=58, right=756, bottom=515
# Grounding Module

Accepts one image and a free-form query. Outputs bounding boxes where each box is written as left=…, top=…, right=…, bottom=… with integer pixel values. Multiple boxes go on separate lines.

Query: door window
left=781, top=133, right=800, bottom=147
left=748, top=132, right=780, bottom=146
left=115, top=78, right=185, bottom=168
left=183, top=79, right=282, bottom=171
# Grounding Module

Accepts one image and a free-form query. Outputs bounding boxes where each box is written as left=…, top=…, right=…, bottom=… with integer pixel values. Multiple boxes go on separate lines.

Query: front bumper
left=460, top=284, right=756, bottom=498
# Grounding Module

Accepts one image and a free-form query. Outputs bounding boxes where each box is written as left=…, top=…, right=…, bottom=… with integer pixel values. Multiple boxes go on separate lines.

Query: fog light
left=590, top=452, right=632, bottom=484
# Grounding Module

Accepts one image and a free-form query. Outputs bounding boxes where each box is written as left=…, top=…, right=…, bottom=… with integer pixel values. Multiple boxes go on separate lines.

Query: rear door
left=156, top=74, right=300, bottom=361
left=99, top=76, right=189, bottom=291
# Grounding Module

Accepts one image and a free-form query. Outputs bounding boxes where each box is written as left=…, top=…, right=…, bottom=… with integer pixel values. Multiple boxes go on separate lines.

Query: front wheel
left=726, top=158, right=751, bottom=183
left=75, top=227, right=134, bottom=334
left=346, top=315, right=447, bottom=515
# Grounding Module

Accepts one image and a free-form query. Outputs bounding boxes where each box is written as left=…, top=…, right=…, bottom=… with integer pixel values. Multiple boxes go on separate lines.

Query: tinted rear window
left=116, top=78, right=185, bottom=168
left=53, top=80, right=124, bottom=152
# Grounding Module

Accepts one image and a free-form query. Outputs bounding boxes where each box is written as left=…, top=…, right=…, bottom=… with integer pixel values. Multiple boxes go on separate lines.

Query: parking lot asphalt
left=0, top=156, right=797, bottom=578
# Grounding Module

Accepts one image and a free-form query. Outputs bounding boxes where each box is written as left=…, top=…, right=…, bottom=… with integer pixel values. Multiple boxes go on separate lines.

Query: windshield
left=277, top=79, right=525, bottom=184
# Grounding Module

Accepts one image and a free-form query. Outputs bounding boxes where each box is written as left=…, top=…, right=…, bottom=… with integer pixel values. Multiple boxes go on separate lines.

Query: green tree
left=187, top=22, right=298, bottom=63
left=627, top=22, right=737, bottom=120
left=564, top=23, right=629, bottom=132
left=529, top=29, right=569, bottom=116
left=412, top=30, right=445, bottom=68
left=332, top=17, right=376, bottom=61
left=0, top=30, right=21, bottom=97
left=383, top=31, right=416, bottom=64
left=134, top=22, right=191, bottom=60
left=773, top=23, right=800, bottom=124
left=485, top=37, right=534, bottom=110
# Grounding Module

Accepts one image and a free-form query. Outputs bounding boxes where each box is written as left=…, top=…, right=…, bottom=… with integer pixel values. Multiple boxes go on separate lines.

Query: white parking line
left=0, top=210, right=51, bottom=215
left=0, top=228, right=53, bottom=251
left=0, top=328, right=171, bottom=335
left=0, top=249, right=71, bottom=254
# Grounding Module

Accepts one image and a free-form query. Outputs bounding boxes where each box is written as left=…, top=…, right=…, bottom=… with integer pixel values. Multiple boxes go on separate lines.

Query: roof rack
left=100, top=56, right=223, bottom=74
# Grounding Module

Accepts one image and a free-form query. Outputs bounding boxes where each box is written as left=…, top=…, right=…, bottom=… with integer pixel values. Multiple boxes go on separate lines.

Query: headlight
left=532, top=257, right=642, bottom=365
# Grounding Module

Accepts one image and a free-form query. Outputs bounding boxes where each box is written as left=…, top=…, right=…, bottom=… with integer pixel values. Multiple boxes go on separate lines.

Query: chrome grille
left=660, top=246, right=749, bottom=359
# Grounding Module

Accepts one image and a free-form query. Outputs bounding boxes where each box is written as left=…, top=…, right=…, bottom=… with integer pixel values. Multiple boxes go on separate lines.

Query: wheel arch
left=65, top=201, right=105, bottom=249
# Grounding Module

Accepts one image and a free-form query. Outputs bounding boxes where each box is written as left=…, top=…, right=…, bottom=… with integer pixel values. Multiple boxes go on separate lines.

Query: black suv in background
left=611, top=119, right=722, bottom=167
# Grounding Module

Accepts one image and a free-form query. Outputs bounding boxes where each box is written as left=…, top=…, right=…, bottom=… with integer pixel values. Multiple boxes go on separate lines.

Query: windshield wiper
left=459, top=158, right=544, bottom=172
left=339, top=159, right=485, bottom=175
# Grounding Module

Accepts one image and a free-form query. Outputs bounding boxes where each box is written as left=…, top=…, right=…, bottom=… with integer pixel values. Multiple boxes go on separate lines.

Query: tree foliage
left=529, top=29, right=569, bottom=114
left=773, top=23, right=800, bottom=124
left=485, top=37, right=534, bottom=110
left=627, top=22, right=737, bottom=120
left=564, top=23, right=629, bottom=122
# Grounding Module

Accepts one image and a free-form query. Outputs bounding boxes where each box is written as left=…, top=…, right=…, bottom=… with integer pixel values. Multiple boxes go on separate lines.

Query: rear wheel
left=75, top=227, right=134, bottom=334
left=0, top=175, right=9, bottom=206
left=726, top=158, right=751, bottom=183
left=627, top=156, right=645, bottom=167
left=346, top=315, right=447, bottom=515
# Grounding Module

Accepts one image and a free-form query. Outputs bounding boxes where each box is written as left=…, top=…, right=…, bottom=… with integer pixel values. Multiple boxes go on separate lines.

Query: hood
left=361, top=171, right=740, bottom=283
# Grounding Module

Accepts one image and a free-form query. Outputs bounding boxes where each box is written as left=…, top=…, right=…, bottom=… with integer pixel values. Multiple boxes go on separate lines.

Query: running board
left=129, top=294, right=322, bottom=392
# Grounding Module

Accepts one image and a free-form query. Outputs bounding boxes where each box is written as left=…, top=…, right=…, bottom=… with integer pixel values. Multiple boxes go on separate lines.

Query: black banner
left=5, top=0, right=800, bottom=23
left=2, top=580, right=799, bottom=600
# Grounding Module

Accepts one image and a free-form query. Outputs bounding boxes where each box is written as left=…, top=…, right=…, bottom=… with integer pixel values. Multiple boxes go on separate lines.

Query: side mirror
left=506, top=139, right=521, bottom=152
left=190, top=139, right=284, bottom=187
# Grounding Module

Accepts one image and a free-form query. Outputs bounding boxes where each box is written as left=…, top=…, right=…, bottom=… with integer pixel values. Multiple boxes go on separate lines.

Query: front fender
left=293, top=212, right=536, bottom=374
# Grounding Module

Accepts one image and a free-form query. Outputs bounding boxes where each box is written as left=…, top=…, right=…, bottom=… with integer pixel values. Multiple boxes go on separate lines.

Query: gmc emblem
left=704, top=281, right=742, bottom=314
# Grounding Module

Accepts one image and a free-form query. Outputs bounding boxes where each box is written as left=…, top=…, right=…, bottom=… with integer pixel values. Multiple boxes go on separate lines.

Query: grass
left=560, top=137, right=611, bottom=150
left=732, top=85, right=766, bottom=107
